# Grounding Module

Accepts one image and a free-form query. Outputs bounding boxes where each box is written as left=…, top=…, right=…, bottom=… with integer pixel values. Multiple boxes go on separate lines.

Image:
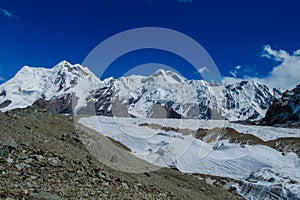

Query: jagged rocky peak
left=52, top=60, right=99, bottom=81
left=262, top=84, right=300, bottom=126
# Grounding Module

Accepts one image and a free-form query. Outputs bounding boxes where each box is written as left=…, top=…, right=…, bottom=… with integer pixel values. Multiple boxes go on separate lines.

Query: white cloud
left=235, top=65, right=241, bottom=70
left=262, top=45, right=290, bottom=61
left=294, top=50, right=300, bottom=56
left=0, top=73, right=4, bottom=82
left=0, top=8, right=17, bottom=19
left=229, top=65, right=242, bottom=78
left=230, top=71, right=237, bottom=77
left=198, top=66, right=209, bottom=74
left=0, top=69, right=5, bottom=82
left=259, top=46, right=300, bottom=90
left=223, top=46, right=300, bottom=90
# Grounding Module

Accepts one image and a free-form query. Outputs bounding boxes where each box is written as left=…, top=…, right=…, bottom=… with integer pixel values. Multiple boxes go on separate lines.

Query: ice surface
left=79, top=116, right=300, bottom=199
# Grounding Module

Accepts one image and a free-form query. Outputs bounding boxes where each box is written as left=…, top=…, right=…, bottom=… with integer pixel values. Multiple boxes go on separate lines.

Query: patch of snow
left=79, top=116, right=300, bottom=200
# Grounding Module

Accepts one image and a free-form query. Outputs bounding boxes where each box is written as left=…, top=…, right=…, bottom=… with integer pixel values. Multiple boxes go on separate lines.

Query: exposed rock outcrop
left=262, top=84, right=300, bottom=126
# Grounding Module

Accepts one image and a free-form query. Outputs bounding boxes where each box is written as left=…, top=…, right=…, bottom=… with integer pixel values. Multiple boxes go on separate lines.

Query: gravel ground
left=0, top=106, right=243, bottom=200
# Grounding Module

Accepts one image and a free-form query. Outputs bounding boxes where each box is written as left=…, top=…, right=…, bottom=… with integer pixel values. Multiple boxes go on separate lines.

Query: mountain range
left=0, top=61, right=294, bottom=122
left=1, top=61, right=300, bottom=200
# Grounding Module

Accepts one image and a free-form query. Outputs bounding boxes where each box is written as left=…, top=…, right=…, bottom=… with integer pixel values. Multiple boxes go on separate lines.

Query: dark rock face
left=0, top=100, right=12, bottom=109
left=262, top=84, right=300, bottom=126
left=33, top=93, right=73, bottom=114
left=76, top=81, right=114, bottom=116
left=0, top=89, right=6, bottom=97
left=94, top=84, right=114, bottom=116
left=151, top=103, right=182, bottom=119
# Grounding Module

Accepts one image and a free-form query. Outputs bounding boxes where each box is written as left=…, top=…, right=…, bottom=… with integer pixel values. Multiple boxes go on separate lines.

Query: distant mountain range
left=1, top=61, right=298, bottom=122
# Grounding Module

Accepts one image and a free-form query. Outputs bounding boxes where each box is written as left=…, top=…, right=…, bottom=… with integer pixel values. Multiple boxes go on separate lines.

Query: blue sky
left=0, top=0, right=300, bottom=89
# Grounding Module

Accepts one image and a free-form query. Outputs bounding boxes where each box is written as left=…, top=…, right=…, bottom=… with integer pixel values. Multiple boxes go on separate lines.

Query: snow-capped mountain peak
left=90, top=70, right=281, bottom=120
left=0, top=62, right=283, bottom=121
left=0, top=61, right=100, bottom=112
left=143, top=69, right=186, bottom=85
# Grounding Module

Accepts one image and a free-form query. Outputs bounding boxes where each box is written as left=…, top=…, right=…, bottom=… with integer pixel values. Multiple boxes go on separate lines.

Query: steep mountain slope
left=0, top=61, right=100, bottom=112
left=88, top=71, right=280, bottom=121
left=262, top=84, right=300, bottom=126
left=0, top=61, right=281, bottom=121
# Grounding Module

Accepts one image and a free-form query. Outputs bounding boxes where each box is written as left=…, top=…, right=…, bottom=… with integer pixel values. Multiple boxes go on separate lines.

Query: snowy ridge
left=0, top=61, right=100, bottom=112
left=110, top=74, right=281, bottom=121
left=0, top=61, right=281, bottom=121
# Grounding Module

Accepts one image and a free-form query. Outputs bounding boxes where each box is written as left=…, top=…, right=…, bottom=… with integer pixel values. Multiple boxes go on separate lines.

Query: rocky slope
left=0, top=61, right=281, bottom=121
left=0, top=106, right=243, bottom=199
left=262, top=84, right=300, bottom=126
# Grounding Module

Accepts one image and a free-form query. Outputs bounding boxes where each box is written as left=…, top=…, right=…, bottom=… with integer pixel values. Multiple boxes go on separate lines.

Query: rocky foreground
left=0, top=106, right=242, bottom=200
